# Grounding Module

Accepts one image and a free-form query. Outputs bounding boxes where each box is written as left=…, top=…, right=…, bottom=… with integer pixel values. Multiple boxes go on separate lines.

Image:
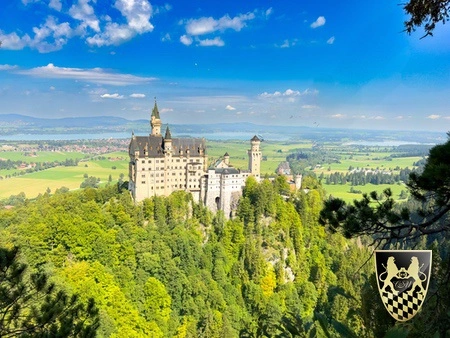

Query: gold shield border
left=374, top=250, right=432, bottom=322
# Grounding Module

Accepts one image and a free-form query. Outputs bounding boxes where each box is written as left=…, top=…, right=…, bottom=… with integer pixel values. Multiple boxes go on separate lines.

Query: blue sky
left=1, top=0, right=450, bottom=132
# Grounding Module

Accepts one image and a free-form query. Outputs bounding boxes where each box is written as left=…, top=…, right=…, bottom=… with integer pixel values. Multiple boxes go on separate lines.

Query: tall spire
left=152, top=97, right=160, bottom=119
left=150, top=97, right=162, bottom=136
left=165, top=125, right=172, bottom=139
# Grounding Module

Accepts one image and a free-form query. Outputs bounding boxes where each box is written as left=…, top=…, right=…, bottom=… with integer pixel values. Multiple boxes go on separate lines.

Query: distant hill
left=0, top=113, right=446, bottom=144
left=0, top=114, right=133, bottom=128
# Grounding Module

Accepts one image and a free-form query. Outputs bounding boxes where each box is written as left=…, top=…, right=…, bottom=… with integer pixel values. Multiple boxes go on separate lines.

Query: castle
left=128, top=101, right=262, bottom=216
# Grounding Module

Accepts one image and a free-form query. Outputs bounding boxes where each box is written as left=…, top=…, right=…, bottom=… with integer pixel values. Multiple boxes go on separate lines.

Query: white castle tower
left=248, top=135, right=262, bottom=180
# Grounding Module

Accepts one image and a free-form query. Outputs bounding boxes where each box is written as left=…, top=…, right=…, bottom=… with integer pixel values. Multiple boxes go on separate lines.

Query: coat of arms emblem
left=374, top=250, right=432, bottom=321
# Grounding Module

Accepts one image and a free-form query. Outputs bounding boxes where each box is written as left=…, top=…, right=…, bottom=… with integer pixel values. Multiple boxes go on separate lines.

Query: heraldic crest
left=375, top=250, right=432, bottom=321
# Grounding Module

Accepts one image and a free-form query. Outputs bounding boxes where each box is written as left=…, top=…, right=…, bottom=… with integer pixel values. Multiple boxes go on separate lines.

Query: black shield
left=374, top=250, right=432, bottom=322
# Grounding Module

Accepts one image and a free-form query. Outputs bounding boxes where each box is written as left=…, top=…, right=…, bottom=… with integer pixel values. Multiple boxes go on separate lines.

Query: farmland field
left=0, top=153, right=128, bottom=199
left=321, top=182, right=408, bottom=204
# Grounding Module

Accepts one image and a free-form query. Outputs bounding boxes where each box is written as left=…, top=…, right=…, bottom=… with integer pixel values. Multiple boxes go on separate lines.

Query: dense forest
left=1, top=171, right=449, bottom=336
left=0, top=176, right=371, bottom=337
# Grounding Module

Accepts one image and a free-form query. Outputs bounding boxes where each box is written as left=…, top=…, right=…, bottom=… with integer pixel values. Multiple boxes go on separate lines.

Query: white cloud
left=114, top=0, right=153, bottom=34
left=180, top=34, right=193, bottom=46
left=49, top=86, right=56, bottom=90
left=373, top=115, right=385, bottom=120
left=327, top=36, right=335, bottom=44
left=427, top=114, right=441, bottom=119
left=1, top=16, right=72, bottom=53
left=444, top=116, right=450, bottom=120
left=130, top=93, right=146, bottom=98
left=3, top=0, right=158, bottom=51
left=161, top=33, right=171, bottom=41
left=49, top=0, right=62, bottom=11
left=85, top=0, right=154, bottom=46
left=30, top=16, right=73, bottom=52
left=161, top=108, right=173, bottom=113
left=0, top=31, right=31, bottom=50
left=236, top=111, right=242, bottom=115
left=16, top=63, right=156, bottom=86
left=185, top=12, right=256, bottom=36
left=301, top=105, right=319, bottom=109
left=331, top=114, right=346, bottom=118
left=198, top=37, right=225, bottom=47
left=310, top=16, right=326, bottom=28
left=0, top=64, right=19, bottom=71
left=69, top=0, right=100, bottom=32
left=265, top=8, right=273, bottom=17
left=260, top=89, right=304, bottom=98
left=226, top=105, right=236, bottom=110
left=278, top=39, right=298, bottom=48
left=101, top=93, right=124, bottom=99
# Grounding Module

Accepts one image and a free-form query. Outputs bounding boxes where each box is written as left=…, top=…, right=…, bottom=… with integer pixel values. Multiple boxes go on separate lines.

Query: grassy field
left=0, top=151, right=88, bottom=177
left=0, top=153, right=128, bottom=199
left=322, top=182, right=408, bottom=204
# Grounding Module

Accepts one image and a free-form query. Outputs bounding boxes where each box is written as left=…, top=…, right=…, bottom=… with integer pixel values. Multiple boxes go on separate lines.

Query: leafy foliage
left=404, top=0, right=450, bottom=38
left=0, top=176, right=394, bottom=337
left=0, top=247, right=99, bottom=337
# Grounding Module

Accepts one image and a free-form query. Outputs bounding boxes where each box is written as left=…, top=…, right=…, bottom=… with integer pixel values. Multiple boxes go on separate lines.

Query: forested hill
left=0, top=178, right=393, bottom=337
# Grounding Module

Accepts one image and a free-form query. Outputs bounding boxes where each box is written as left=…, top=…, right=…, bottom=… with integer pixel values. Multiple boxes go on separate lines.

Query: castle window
left=156, top=160, right=159, bottom=163
left=141, top=160, right=145, bottom=163
left=141, top=181, right=145, bottom=184
left=161, top=160, right=164, bottom=163
left=176, top=159, right=180, bottom=162
left=142, top=174, right=145, bottom=178
left=156, top=167, right=159, bottom=170
left=148, top=160, right=151, bottom=163
left=183, top=159, right=187, bottom=162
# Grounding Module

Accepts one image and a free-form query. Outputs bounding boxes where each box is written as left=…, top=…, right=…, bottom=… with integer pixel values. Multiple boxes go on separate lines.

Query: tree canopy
left=0, top=247, right=99, bottom=337
left=404, top=0, right=450, bottom=37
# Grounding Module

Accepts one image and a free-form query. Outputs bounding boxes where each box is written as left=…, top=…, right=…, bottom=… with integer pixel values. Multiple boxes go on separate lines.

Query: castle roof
left=224, top=152, right=229, bottom=156
left=129, top=135, right=205, bottom=158
left=251, top=135, right=260, bottom=142
left=214, top=167, right=240, bottom=175
left=151, top=100, right=160, bottom=119
left=165, top=126, right=172, bottom=139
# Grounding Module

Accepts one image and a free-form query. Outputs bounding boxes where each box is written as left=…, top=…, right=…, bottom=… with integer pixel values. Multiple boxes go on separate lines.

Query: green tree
left=143, top=277, right=172, bottom=330
left=403, top=0, right=450, bottom=37
left=0, top=247, right=99, bottom=337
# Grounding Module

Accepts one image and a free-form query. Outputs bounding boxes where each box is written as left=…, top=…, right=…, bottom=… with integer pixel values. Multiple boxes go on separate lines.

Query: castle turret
left=224, top=152, right=230, bottom=165
left=248, top=135, right=261, bottom=180
left=151, top=100, right=162, bottom=136
left=164, top=126, right=172, bottom=153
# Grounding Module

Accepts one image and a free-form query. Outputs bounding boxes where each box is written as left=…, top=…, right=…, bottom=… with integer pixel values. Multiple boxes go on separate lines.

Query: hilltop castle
left=128, top=101, right=262, bottom=216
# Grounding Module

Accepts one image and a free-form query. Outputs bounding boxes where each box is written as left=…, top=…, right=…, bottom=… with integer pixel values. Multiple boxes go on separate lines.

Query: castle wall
left=131, top=154, right=206, bottom=202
